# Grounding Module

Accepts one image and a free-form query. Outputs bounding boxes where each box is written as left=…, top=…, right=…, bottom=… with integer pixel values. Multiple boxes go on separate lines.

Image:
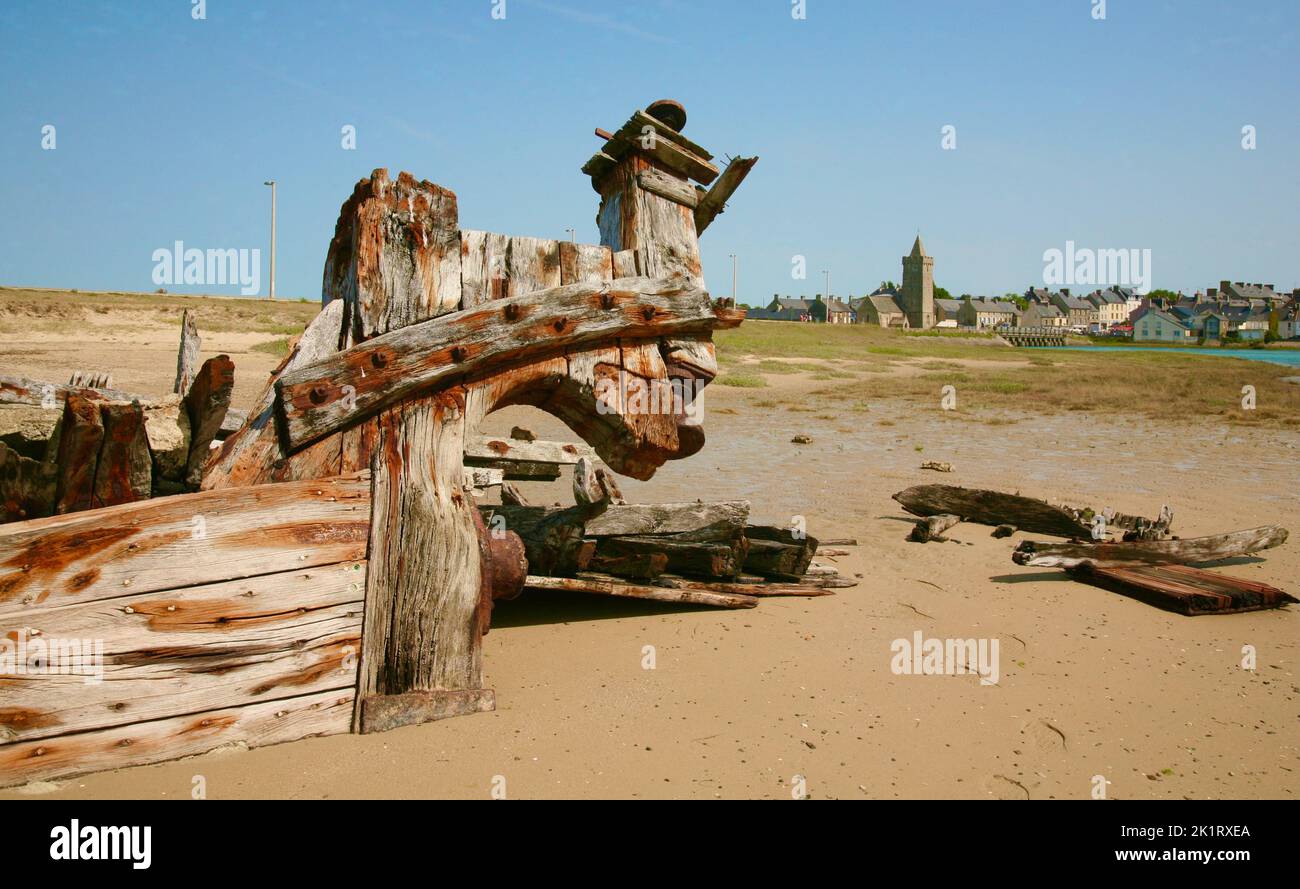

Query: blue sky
left=1, top=0, right=1296, bottom=303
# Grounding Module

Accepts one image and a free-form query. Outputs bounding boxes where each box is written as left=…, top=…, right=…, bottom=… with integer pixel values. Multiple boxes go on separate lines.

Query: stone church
left=851, top=235, right=936, bottom=329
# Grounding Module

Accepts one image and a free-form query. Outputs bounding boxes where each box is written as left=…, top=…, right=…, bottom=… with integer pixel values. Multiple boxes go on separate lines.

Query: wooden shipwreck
left=0, top=101, right=829, bottom=788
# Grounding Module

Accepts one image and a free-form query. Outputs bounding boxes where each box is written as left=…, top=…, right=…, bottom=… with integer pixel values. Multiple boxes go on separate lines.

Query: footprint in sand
left=1023, top=718, right=1068, bottom=754
left=983, top=774, right=1030, bottom=800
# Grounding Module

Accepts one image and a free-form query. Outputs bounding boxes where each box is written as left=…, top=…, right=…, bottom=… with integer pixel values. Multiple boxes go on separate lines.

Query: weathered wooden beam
left=0, top=473, right=370, bottom=614
left=0, top=374, right=143, bottom=409
left=1013, top=526, right=1288, bottom=569
left=276, top=276, right=735, bottom=451
left=694, top=155, right=758, bottom=235
left=465, top=434, right=596, bottom=466
left=652, top=574, right=839, bottom=598
left=0, top=441, right=56, bottom=523
left=573, top=454, right=624, bottom=507
left=1067, top=563, right=1299, bottom=616
left=51, top=393, right=104, bottom=514
left=893, top=485, right=1092, bottom=538
left=637, top=168, right=699, bottom=208
left=524, top=574, right=757, bottom=609
left=173, top=307, right=201, bottom=394
left=91, top=401, right=151, bottom=508
left=593, top=535, right=743, bottom=579
left=483, top=500, right=749, bottom=540
left=360, top=689, right=495, bottom=733
left=183, top=354, right=234, bottom=486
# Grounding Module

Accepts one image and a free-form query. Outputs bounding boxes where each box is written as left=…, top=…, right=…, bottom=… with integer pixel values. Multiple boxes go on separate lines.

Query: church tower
left=900, top=234, right=934, bottom=329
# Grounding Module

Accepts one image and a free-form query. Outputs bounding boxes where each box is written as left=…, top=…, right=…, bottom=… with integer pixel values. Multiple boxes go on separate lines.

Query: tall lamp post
left=822, top=269, right=831, bottom=323
left=565, top=227, right=576, bottom=243
left=729, top=253, right=737, bottom=302
left=263, top=180, right=276, bottom=300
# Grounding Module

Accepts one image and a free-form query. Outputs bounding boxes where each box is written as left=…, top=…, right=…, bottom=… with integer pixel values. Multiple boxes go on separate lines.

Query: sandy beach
left=3, top=301, right=1296, bottom=800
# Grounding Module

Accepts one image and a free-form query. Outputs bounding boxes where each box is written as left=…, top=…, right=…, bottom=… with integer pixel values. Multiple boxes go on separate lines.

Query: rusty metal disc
left=646, top=99, right=687, bottom=132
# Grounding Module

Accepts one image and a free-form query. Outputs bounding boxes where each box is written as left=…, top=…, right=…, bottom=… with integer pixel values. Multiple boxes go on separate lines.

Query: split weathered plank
left=0, top=374, right=143, bottom=409
left=626, top=109, right=714, bottom=161
left=524, top=574, right=757, bottom=609
left=499, top=481, right=528, bottom=506
left=182, top=355, right=234, bottom=486
left=91, top=401, right=151, bottom=508
left=0, top=688, right=354, bottom=789
left=573, top=455, right=624, bottom=506
left=465, top=434, right=596, bottom=466
left=893, top=485, right=1092, bottom=538
left=1013, top=526, right=1288, bottom=569
left=0, top=442, right=56, bottom=523
left=909, top=513, right=961, bottom=543
left=603, top=118, right=719, bottom=185
left=694, top=155, right=758, bottom=235
left=611, top=249, right=638, bottom=278
left=461, top=458, right=561, bottom=481
left=0, top=559, right=365, bottom=744
left=52, top=394, right=104, bottom=514
left=464, top=466, right=504, bottom=489
left=0, top=473, right=370, bottom=615
left=324, top=168, right=461, bottom=341
left=68, top=371, right=113, bottom=389
left=173, top=308, right=201, bottom=394
left=1067, top=563, right=1299, bottom=616
left=276, top=276, right=738, bottom=450
left=201, top=299, right=345, bottom=490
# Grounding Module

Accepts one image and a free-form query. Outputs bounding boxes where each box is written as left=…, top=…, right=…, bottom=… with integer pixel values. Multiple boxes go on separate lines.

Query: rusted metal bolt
left=371, top=352, right=387, bottom=369
left=599, top=292, right=616, bottom=309
left=451, top=346, right=468, bottom=362
left=641, top=306, right=656, bottom=321
left=504, top=303, right=521, bottom=321
left=309, top=386, right=329, bottom=405
left=553, top=318, right=568, bottom=333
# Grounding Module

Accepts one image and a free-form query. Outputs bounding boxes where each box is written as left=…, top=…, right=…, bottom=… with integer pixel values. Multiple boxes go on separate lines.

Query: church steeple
left=909, top=234, right=927, bottom=259
left=900, top=234, right=935, bottom=329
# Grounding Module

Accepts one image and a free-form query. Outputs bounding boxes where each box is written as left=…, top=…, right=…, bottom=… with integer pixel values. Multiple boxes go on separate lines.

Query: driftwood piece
left=894, top=485, right=1092, bottom=538
left=182, top=354, right=234, bottom=486
left=0, top=441, right=56, bottom=523
left=652, top=574, right=838, bottom=597
left=91, top=401, right=151, bottom=508
left=1013, top=526, right=1288, bottom=569
left=1068, top=563, right=1299, bottom=616
left=173, top=308, right=201, bottom=394
left=52, top=393, right=104, bottom=514
left=275, top=275, right=737, bottom=451
left=694, top=155, right=758, bottom=235
left=524, top=574, right=757, bottom=609
left=909, top=513, right=962, bottom=543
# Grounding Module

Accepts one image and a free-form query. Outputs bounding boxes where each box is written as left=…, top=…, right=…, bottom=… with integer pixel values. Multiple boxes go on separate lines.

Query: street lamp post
left=729, top=253, right=737, bottom=302
left=823, top=269, right=831, bottom=323
left=565, top=228, right=576, bottom=243
left=263, top=180, right=276, bottom=300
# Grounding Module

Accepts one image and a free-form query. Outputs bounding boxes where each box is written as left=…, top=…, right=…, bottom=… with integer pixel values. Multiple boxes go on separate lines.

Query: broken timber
left=894, top=485, right=1092, bottom=538
left=1067, top=563, right=1298, bottom=616
left=1013, top=526, right=1288, bottom=569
